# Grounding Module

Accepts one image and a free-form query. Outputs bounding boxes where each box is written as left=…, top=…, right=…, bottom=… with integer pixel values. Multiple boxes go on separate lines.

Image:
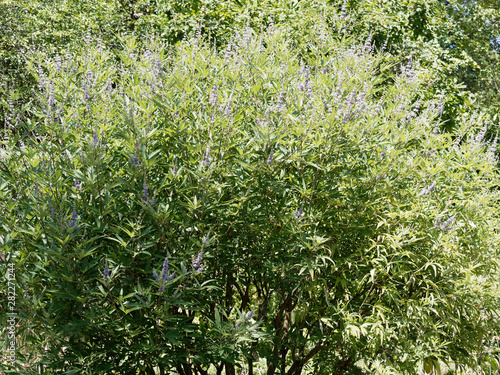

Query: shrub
left=1, top=23, right=500, bottom=375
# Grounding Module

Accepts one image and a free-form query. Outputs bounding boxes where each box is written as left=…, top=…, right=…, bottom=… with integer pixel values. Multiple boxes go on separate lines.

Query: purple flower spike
left=103, top=259, right=110, bottom=280
left=419, top=181, right=436, bottom=196
left=23, top=284, right=30, bottom=300
left=153, top=269, right=160, bottom=282
left=161, top=257, right=169, bottom=281
left=48, top=83, right=55, bottom=108
left=204, top=149, right=211, bottom=166
left=434, top=214, right=456, bottom=231
left=83, top=83, right=90, bottom=101
left=74, top=179, right=82, bottom=190
left=132, top=155, right=141, bottom=166
left=70, top=209, right=78, bottom=228
left=209, top=84, right=218, bottom=107
left=143, top=183, right=148, bottom=200
left=296, top=206, right=304, bottom=219
left=92, top=130, right=99, bottom=147
left=442, top=214, right=456, bottom=231
left=266, top=152, right=273, bottom=164
left=192, top=251, right=204, bottom=273
left=49, top=202, right=56, bottom=217
left=55, top=53, right=62, bottom=72
left=154, top=257, right=174, bottom=291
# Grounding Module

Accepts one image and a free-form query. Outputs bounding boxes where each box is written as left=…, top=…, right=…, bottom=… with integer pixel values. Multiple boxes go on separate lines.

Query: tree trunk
left=225, top=362, right=236, bottom=375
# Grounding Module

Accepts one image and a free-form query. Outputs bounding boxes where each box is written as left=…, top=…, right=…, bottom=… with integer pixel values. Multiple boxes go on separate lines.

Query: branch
left=286, top=340, right=328, bottom=375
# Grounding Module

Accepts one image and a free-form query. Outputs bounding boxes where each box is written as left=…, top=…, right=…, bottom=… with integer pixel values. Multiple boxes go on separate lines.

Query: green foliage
left=1, top=24, right=500, bottom=374
left=342, top=0, right=500, bottom=128
left=2, top=0, right=499, bottom=139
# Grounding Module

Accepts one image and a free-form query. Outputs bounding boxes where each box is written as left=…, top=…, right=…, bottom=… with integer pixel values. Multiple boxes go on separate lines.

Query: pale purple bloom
left=475, top=125, right=487, bottom=145
left=38, top=66, right=46, bottom=91
left=83, top=82, right=90, bottom=101
left=323, top=98, right=332, bottom=114
left=266, top=152, right=273, bottom=164
left=49, top=83, right=55, bottom=107
left=209, top=84, right=218, bottom=107
left=128, top=103, right=134, bottom=120
left=70, top=209, right=78, bottom=228
left=419, top=182, right=436, bottom=196
left=488, top=133, right=498, bottom=154
left=23, top=283, right=29, bottom=300
left=153, top=270, right=160, bottom=282
left=154, top=58, right=163, bottom=81
left=224, top=97, right=233, bottom=117
left=435, top=214, right=456, bottom=231
left=192, top=251, right=204, bottom=273
left=49, top=201, right=56, bottom=216
left=84, top=30, right=91, bottom=45
left=103, top=259, right=110, bottom=280
left=204, top=149, right=211, bottom=166
left=142, top=183, right=155, bottom=205
left=154, top=256, right=175, bottom=291
left=55, top=53, right=62, bottom=72
left=296, top=206, right=304, bottom=219
left=97, top=33, right=103, bottom=54
left=161, top=257, right=169, bottom=280
left=74, top=179, right=82, bottom=190
left=436, top=93, right=445, bottom=116
left=132, top=155, right=141, bottom=166
left=340, top=0, right=348, bottom=20
left=92, top=130, right=99, bottom=147
left=442, top=215, right=455, bottom=231
left=276, top=92, right=286, bottom=112
left=34, top=182, right=40, bottom=195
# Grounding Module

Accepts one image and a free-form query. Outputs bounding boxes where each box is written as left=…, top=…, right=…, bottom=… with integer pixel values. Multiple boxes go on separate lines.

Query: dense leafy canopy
left=1, top=0, right=499, bottom=127
left=1, top=23, right=500, bottom=374
left=1, top=1, right=500, bottom=374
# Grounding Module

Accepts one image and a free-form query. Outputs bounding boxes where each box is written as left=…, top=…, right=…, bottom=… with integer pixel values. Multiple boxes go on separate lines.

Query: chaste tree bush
left=1, top=22, right=500, bottom=375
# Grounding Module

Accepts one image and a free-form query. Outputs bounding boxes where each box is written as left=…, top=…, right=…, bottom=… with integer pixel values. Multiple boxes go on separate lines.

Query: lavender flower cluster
left=103, top=258, right=110, bottom=280
left=153, top=257, right=175, bottom=292
left=92, top=130, right=99, bottom=147
left=296, top=206, right=304, bottom=219
left=142, top=183, right=155, bottom=205
left=70, top=208, right=78, bottom=228
left=74, top=179, right=82, bottom=190
left=203, top=149, right=211, bottom=166
left=192, top=251, right=204, bottom=273
left=132, top=141, right=142, bottom=167
left=434, top=214, right=456, bottom=232
left=418, top=182, right=436, bottom=197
